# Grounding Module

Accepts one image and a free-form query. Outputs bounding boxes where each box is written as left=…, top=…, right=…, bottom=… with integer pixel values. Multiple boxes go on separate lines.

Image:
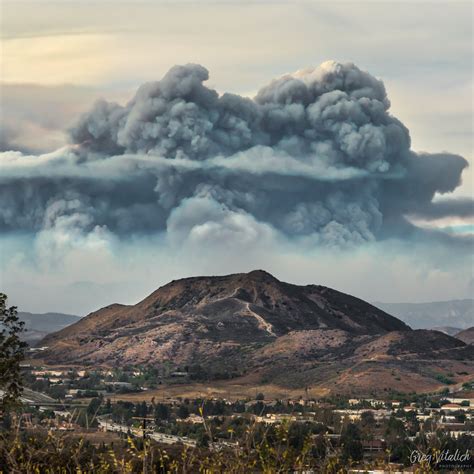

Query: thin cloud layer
left=0, top=84, right=108, bottom=154
left=0, top=61, right=472, bottom=255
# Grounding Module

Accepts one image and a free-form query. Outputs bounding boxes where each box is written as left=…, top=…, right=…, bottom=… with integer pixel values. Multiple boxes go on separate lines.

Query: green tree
left=0, top=293, right=27, bottom=409
left=385, top=416, right=411, bottom=463
left=177, top=404, right=189, bottom=419
left=197, top=431, right=210, bottom=448
left=154, top=403, right=170, bottom=421
left=134, top=401, right=148, bottom=417
left=87, top=397, right=102, bottom=415
left=48, top=385, right=67, bottom=400
left=341, top=422, right=363, bottom=462
left=359, top=410, right=375, bottom=446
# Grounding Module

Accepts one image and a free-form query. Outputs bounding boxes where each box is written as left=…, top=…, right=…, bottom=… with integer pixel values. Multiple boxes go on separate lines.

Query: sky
left=0, top=0, right=473, bottom=315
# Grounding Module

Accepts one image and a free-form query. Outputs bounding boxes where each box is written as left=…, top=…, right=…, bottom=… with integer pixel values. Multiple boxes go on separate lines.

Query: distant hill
left=372, top=300, right=473, bottom=330
left=40, top=270, right=473, bottom=395
left=431, top=326, right=463, bottom=336
left=455, top=327, right=474, bottom=345
left=18, top=311, right=81, bottom=344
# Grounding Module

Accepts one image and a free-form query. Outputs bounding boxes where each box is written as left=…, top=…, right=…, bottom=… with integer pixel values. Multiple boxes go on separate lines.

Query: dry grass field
left=111, top=379, right=330, bottom=403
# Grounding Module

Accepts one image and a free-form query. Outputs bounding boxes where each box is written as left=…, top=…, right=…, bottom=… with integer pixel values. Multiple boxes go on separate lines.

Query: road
left=97, top=417, right=197, bottom=447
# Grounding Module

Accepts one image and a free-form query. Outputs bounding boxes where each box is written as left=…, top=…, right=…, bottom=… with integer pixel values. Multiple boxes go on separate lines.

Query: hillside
left=455, top=327, right=474, bottom=344
left=41, top=271, right=473, bottom=395
left=373, top=300, right=474, bottom=329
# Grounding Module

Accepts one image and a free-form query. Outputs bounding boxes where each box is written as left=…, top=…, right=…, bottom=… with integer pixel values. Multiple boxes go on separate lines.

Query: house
left=348, top=399, right=361, bottom=406
left=441, top=403, right=470, bottom=412
left=449, top=430, right=474, bottom=438
left=182, top=414, right=204, bottom=424
left=253, top=414, right=298, bottom=424
left=362, top=439, right=384, bottom=452
left=170, top=372, right=188, bottom=377
left=104, top=382, right=134, bottom=389
left=446, top=397, right=473, bottom=407
left=335, top=409, right=391, bottom=422
left=32, top=370, right=64, bottom=377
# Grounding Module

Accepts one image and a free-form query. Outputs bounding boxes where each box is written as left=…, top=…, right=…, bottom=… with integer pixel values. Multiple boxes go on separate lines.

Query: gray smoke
left=0, top=61, right=472, bottom=249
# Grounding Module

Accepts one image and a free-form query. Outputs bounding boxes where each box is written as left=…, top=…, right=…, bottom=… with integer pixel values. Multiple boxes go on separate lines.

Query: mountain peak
left=42, top=269, right=409, bottom=352
left=245, top=269, right=277, bottom=279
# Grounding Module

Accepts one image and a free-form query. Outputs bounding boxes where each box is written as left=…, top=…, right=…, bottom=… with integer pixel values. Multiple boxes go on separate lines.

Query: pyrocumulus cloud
left=1, top=61, right=472, bottom=255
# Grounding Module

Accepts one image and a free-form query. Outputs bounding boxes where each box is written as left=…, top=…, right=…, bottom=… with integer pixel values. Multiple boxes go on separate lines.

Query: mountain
left=455, top=327, right=474, bottom=345
left=431, top=326, right=463, bottom=336
left=19, top=311, right=81, bottom=344
left=373, top=300, right=473, bottom=330
left=41, top=271, right=473, bottom=395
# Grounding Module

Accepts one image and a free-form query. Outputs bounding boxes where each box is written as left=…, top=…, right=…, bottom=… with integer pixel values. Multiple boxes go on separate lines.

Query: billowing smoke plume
left=1, top=61, right=472, bottom=250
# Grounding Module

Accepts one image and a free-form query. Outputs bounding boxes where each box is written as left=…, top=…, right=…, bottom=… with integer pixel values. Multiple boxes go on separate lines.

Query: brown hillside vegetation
left=455, top=327, right=474, bottom=344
